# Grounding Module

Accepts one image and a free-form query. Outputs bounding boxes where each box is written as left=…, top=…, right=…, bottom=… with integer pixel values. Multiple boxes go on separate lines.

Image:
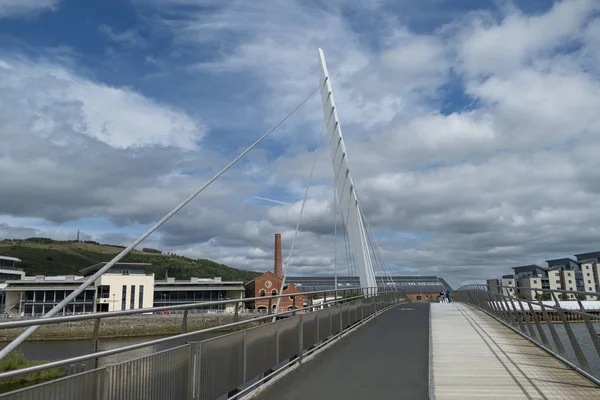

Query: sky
left=1, top=0, right=600, bottom=288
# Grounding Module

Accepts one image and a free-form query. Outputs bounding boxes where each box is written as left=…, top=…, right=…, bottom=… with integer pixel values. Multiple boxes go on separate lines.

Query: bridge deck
left=249, top=303, right=430, bottom=399
left=432, top=303, right=600, bottom=399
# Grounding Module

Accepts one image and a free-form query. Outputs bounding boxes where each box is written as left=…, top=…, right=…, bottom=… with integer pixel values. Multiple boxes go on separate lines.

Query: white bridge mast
left=318, top=48, right=378, bottom=294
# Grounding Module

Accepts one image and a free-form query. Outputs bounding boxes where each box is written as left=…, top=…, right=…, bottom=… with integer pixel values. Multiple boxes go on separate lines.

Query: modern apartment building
left=574, top=251, right=600, bottom=300
left=546, top=258, right=581, bottom=300
left=0, top=256, right=26, bottom=313
left=501, top=275, right=517, bottom=297
left=487, top=251, right=600, bottom=300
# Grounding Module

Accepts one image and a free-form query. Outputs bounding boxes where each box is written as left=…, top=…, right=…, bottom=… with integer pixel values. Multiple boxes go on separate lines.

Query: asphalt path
left=251, top=302, right=430, bottom=400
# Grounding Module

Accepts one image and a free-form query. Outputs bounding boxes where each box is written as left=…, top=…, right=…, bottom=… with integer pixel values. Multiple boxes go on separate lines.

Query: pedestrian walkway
left=431, top=303, right=600, bottom=399
left=250, top=303, right=430, bottom=399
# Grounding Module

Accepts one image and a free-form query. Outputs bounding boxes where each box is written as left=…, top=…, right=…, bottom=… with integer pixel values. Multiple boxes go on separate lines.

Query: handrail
left=0, top=286, right=386, bottom=329
left=455, top=283, right=600, bottom=384
left=0, top=288, right=404, bottom=381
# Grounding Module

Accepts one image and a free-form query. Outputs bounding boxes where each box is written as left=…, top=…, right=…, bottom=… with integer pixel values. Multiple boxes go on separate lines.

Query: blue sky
left=1, top=0, right=600, bottom=287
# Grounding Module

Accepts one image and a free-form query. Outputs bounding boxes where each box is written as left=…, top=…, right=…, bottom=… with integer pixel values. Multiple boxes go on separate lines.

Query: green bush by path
left=0, top=350, right=64, bottom=390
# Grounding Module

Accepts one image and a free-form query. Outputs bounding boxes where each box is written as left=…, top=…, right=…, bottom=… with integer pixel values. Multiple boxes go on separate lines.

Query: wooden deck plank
left=431, top=303, right=600, bottom=400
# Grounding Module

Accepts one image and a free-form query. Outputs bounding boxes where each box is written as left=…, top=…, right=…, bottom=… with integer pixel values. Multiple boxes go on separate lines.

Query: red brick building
left=244, top=234, right=304, bottom=312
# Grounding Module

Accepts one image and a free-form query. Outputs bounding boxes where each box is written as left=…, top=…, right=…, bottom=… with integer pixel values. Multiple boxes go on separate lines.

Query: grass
left=0, top=238, right=260, bottom=282
left=0, top=350, right=64, bottom=391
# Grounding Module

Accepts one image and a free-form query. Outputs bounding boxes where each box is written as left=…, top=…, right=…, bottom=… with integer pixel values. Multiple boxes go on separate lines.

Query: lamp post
left=111, top=293, right=116, bottom=311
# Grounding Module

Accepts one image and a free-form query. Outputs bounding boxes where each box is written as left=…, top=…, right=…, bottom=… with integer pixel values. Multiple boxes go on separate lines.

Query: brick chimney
left=274, top=233, right=283, bottom=278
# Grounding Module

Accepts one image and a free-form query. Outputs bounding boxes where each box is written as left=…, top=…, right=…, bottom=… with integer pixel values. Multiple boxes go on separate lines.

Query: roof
left=79, top=262, right=152, bottom=275
left=244, top=271, right=282, bottom=286
left=0, top=256, right=21, bottom=262
left=574, top=251, right=600, bottom=262
left=155, top=279, right=243, bottom=285
left=512, top=265, right=547, bottom=273
left=3, top=285, right=95, bottom=291
left=546, top=258, right=579, bottom=267
left=286, top=275, right=451, bottom=292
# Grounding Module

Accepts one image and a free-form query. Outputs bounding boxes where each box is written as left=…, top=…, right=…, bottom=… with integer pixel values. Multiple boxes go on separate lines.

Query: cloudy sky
left=1, top=0, right=600, bottom=287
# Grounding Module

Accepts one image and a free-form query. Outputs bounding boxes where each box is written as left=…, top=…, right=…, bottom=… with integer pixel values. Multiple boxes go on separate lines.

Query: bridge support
left=317, top=48, right=377, bottom=295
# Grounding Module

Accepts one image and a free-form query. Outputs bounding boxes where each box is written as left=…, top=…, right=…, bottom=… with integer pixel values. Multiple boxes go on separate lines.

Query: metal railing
left=0, top=287, right=404, bottom=399
left=455, top=284, right=600, bottom=384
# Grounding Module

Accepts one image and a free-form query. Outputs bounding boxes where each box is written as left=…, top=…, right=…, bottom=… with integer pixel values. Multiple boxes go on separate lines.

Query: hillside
left=0, top=238, right=260, bottom=283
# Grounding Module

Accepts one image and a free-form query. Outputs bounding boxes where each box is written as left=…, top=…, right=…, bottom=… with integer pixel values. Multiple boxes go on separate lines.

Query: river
left=0, top=331, right=223, bottom=369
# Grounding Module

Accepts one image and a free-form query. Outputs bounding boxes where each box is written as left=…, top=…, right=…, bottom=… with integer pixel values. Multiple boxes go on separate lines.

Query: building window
left=130, top=285, right=136, bottom=309
left=259, top=289, right=266, bottom=297
left=271, top=289, right=277, bottom=296
left=533, top=280, right=537, bottom=284
left=556, top=281, right=560, bottom=285
left=589, top=280, right=592, bottom=284
left=121, top=285, right=127, bottom=310
left=97, top=286, right=110, bottom=299
left=139, top=285, right=144, bottom=309
left=568, top=280, right=572, bottom=284
left=587, top=273, right=591, bottom=276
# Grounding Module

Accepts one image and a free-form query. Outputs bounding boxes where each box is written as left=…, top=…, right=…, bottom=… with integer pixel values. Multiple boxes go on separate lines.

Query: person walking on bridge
left=439, top=290, right=445, bottom=303
left=445, top=288, right=451, bottom=303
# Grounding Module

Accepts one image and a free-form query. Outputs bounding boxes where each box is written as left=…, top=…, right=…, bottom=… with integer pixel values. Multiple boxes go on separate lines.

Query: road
left=251, top=302, right=430, bottom=400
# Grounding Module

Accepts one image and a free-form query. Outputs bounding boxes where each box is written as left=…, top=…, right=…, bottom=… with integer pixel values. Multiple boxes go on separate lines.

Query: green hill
left=0, top=238, right=260, bottom=283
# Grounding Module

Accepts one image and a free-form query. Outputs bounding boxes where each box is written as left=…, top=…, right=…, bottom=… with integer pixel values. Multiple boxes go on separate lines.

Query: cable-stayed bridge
left=0, top=50, right=599, bottom=400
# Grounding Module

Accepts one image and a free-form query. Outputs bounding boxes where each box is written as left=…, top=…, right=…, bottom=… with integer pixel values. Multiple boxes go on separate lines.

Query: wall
left=518, top=277, right=542, bottom=299
left=96, top=273, right=155, bottom=311
left=501, top=278, right=516, bottom=297
left=581, top=262, right=598, bottom=300
left=561, top=270, right=577, bottom=299
left=246, top=272, right=304, bottom=312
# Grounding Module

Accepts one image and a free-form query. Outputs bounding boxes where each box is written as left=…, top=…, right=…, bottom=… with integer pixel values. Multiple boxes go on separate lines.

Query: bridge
left=1, top=50, right=600, bottom=399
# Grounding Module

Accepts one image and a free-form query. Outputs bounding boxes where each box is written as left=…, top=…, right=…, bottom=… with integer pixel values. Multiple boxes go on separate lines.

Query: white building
left=547, top=258, right=581, bottom=300
left=501, top=275, right=517, bottom=297
left=0, top=256, right=25, bottom=288
left=3, top=261, right=246, bottom=316
left=0, top=256, right=26, bottom=314
left=512, top=265, right=549, bottom=300
left=575, top=251, right=600, bottom=300
left=486, top=279, right=501, bottom=295
left=80, top=262, right=155, bottom=312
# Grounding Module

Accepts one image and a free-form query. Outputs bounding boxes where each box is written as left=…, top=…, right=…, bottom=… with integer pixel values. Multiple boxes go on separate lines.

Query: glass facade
left=19, top=289, right=95, bottom=316
left=139, top=285, right=144, bottom=309
left=121, top=285, right=127, bottom=311
left=130, top=285, right=136, bottom=309
left=153, top=290, right=227, bottom=310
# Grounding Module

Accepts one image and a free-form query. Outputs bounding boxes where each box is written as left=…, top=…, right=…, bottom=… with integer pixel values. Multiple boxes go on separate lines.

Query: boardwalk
left=432, top=303, right=600, bottom=399
left=250, top=303, right=430, bottom=399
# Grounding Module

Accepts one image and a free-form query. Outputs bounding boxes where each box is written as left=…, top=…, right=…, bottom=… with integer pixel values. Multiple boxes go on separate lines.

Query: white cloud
left=98, top=25, right=147, bottom=48
left=4, top=0, right=600, bottom=288
left=0, top=58, right=205, bottom=150
left=457, top=0, right=600, bottom=76
left=0, top=0, right=58, bottom=18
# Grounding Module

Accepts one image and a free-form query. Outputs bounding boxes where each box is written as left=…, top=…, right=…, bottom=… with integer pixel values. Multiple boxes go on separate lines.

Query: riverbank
left=0, top=313, right=257, bottom=341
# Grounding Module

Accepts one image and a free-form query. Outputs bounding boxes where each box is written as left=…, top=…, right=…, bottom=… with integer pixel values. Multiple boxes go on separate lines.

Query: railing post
left=298, top=314, right=304, bottom=363
left=91, top=317, right=101, bottom=369
left=232, top=301, right=240, bottom=331
left=268, top=298, right=273, bottom=317
left=539, top=300, right=566, bottom=357
left=181, top=309, right=189, bottom=339
left=576, top=297, right=600, bottom=358
left=516, top=297, right=535, bottom=338
left=550, top=291, right=590, bottom=371
left=292, top=296, right=297, bottom=316
left=528, top=299, right=549, bottom=347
